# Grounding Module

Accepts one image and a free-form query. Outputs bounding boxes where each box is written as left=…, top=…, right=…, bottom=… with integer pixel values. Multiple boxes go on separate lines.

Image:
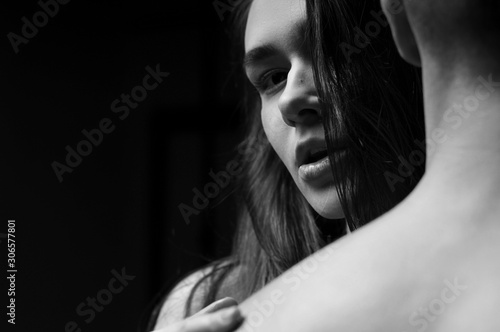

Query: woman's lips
left=298, top=149, right=347, bottom=183
left=298, top=155, right=331, bottom=182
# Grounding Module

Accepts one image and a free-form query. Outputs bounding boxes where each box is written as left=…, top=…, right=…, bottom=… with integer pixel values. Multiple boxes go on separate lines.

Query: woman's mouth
left=298, top=154, right=331, bottom=182
left=296, top=138, right=348, bottom=183
left=298, top=146, right=349, bottom=182
left=298, top=148, right=331, bottom=182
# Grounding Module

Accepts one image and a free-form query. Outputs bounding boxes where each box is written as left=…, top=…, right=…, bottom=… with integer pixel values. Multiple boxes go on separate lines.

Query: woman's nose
left=278, top=64, right=322, bottom=127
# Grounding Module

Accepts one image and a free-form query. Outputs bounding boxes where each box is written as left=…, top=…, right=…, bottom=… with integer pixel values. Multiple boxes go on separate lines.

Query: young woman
left=146, top=0, right=425, bottom=330
left=232, top=0, right=500, bottom=331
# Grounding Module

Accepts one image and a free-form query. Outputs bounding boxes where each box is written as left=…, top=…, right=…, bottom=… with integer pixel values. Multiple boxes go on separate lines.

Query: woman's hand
left=154, top=297, right=243, bottom=332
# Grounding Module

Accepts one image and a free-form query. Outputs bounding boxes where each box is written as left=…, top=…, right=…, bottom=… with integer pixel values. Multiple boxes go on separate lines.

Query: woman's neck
left=417, top=51, right=500, bottom=211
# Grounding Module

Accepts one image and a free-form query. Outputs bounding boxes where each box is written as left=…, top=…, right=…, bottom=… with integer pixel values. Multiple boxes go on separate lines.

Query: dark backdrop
left=1, top=1, right=242, bottom=331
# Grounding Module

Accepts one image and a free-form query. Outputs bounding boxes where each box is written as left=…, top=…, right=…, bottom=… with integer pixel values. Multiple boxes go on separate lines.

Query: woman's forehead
left=244, top=0, right=307, bottom=52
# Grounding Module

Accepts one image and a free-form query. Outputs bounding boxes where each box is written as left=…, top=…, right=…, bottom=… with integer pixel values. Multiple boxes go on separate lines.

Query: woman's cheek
left=261, top=105, right=293, bottom=167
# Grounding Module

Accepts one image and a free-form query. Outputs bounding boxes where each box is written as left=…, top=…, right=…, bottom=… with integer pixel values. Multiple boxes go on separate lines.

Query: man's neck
left=416, top=52, right=500, bottom=213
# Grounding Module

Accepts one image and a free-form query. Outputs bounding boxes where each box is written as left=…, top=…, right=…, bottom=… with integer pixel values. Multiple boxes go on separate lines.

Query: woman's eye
left=270, top=72, right=287, bottom=85
left=253, top=70, right=288, bottom=95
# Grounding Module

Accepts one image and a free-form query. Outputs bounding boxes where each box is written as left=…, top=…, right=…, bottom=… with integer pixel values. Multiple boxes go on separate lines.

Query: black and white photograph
left=2, top=0, right=500, bottom=331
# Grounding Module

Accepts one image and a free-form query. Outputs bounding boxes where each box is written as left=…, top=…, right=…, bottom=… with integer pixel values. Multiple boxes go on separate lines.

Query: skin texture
left=233, top=1, right=500, bottom=332
left=244, top=0, right=343, bottom=219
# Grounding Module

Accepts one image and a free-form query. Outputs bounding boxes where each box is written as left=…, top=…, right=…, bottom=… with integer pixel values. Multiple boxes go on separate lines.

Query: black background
left=1, top=0, right=242, bottom=331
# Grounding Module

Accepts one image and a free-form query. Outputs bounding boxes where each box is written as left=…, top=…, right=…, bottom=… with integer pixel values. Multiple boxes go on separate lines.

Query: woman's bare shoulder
left=153, top=259, right=240, bottom=330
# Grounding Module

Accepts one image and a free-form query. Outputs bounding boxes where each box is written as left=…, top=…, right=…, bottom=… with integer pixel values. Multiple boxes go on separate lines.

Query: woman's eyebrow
left=243, top=44, right=280, bottom=69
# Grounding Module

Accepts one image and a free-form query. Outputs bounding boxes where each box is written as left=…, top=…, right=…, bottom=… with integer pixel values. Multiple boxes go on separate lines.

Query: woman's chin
left=307, top=193, right=344, bottom=219
left=296, top=177, right=344, bottom=219
left=313, top=204, right=345, bottom=219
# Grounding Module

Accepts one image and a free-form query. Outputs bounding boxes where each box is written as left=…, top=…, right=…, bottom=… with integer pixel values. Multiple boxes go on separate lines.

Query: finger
left=181, top=306, right=243, bottom=332
left=193, top=297, right=239, bottom=316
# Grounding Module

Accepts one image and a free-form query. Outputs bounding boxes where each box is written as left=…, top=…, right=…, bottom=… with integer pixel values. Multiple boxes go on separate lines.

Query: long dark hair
left=145, top=0, right=425, bottom=328
left=307, top=0, right=425, bottom=230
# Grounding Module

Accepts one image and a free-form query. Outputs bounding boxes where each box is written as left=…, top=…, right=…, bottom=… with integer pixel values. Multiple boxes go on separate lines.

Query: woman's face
left=244, top=0, right=344, bottom=219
